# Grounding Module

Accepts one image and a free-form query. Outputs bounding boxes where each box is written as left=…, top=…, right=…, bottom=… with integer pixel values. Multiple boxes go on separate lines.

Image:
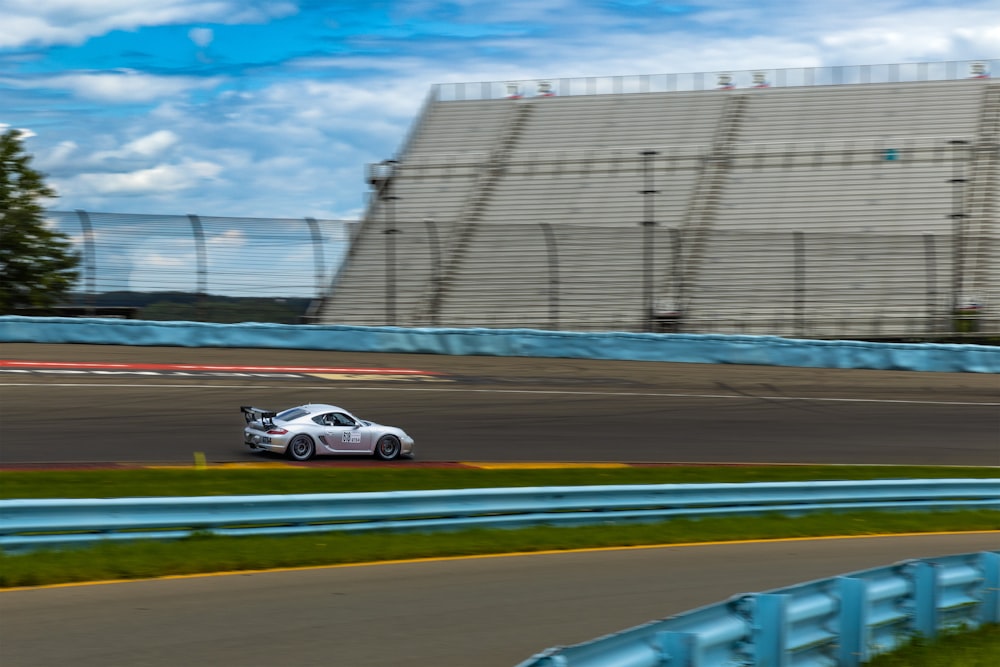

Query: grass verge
left=1, top=465, right=997, bottom=589
left=2, top=465, right=997, bottom=667
left=866, top=624, right=1000, bottom=666
left=2, top=463, right=998, bottom=499
left=2, top=509, right=998, bottom=588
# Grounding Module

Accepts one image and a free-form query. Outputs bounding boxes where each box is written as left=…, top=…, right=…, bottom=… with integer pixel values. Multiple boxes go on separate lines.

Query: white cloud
left=47, top=140, right=79, bottom=162
left=18, top=70, right=224, bottom=103
left=816, top=8, right=1000, bottom=63
left=0, top=122, right=37, bottom=139
left=208, top=228, right=246, bottom=248
left=0, top=0, right=298, bottom=49
left=71, top=159, right=222, bottom=196
left=188, top=27, right=214, bottom=47
left=92, top=130, right=180, bottom=162
left=125, top=130, right=179, bottom=156
left=7, top=0, right=999, bottom=223
left=143, top=250, right=190, bottom=268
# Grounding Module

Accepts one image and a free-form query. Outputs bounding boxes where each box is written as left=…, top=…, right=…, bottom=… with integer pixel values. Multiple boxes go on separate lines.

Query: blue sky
left=2, top=0, right=998, bottom=221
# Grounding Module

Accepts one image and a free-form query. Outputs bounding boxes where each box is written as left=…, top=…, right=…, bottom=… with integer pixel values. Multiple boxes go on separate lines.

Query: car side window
left=320, top=413, right=356, bottom=427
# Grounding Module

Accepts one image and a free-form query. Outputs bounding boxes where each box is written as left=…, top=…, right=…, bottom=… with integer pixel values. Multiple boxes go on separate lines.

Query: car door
left=318, top=412, right=372, bottom=453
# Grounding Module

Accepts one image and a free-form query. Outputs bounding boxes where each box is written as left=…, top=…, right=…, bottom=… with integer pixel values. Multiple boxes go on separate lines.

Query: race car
left=241, top=403, right=414, bottom=461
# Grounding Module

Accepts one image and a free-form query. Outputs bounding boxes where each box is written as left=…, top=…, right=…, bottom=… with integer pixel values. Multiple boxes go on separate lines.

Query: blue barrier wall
left=2, top=316, right=998, bottom=373
left=517, top=551, right=1000, bottom=667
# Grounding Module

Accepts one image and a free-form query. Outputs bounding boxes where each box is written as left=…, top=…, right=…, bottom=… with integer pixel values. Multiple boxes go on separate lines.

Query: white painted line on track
left=1, top=382, right=997, bottom=406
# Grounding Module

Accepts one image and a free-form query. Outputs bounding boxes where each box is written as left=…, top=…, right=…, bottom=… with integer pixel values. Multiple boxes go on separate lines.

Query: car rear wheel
left=374, top=435, right=401, bottom=461
left=287, top=435, right=315, bottom=461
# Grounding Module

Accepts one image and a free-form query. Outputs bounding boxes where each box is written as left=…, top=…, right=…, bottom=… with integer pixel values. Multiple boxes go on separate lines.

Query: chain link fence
left=39, top=210, right=355, bottom=322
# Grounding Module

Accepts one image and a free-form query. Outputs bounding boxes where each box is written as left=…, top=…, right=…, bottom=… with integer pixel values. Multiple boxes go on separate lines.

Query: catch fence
left=44, top=210, right=355, bottom=304
left=37, top=207, right=999, bottom=337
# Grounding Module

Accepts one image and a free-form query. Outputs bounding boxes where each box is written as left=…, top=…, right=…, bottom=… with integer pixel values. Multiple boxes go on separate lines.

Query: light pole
left=640, top=150, right=659, bottom=332
left=422, top=217, right=441, bottom=325
left=380, top=159, right=399, bottom=326
left=948, top=139, right=969, bottom=331
left=384, top=194, right=399, bottom=325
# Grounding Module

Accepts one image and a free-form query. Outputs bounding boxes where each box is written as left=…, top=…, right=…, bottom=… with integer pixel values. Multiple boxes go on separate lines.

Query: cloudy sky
left=3, top=0, right=999, bottom=221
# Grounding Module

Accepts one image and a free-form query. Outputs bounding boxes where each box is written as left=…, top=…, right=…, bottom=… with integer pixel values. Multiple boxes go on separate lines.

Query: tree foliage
left=0, top=128, right=79, bottom=313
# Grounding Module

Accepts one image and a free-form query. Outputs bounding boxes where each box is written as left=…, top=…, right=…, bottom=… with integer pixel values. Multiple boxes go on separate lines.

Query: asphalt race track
left=3, top=533, right=999, bottom=666
left=1, top=343, right=998, bottom=465
left=1, top=343, right=998, bottom=666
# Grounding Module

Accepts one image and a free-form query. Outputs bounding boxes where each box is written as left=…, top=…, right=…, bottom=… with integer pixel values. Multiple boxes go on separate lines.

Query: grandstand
left=313, top=60, right=1000, bottom=338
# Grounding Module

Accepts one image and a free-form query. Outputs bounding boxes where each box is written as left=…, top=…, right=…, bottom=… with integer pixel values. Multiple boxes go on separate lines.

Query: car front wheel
left=374, top=435, right=401, bottom=461
left=287, top=435, right=315, bottom=461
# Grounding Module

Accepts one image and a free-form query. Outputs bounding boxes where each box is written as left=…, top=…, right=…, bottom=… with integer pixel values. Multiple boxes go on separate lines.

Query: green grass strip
left=2, top=465, right=997, bottom=589
left=3, top=465, right=995, bottom=667
left=2, top=510, right=998, bottom=588
left=866, top=623, right=1000, bottom=666
left=2, top=464, right=998, bottom=498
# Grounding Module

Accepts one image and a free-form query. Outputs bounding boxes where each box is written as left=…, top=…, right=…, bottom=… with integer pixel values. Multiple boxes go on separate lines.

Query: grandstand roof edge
left=430, top=58, right=998, bottom=101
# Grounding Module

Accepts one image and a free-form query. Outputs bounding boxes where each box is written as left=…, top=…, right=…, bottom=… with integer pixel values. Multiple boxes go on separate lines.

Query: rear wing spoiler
left=241, top=406, right=277, bottom=426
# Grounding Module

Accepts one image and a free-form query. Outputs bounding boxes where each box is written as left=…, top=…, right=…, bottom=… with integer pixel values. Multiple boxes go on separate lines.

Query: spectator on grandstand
left=653, top=300, right=683, bottom=332
left=536, top=81, right=556, bottom=96
left=717, top=73, right=735, bottom=90
left=506, top=83, right=523, bottom=99
left=751, top=72, right=770, bottom=88
left=969, top=62, right=990, bottom=79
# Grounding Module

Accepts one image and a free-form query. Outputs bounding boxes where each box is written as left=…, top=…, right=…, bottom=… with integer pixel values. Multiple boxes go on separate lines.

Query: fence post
left=74, top=209, right=97, bottom=316
left=186, top=214, right=207, bottom=317
left=539, top=222, right=560, bottom=330
left=423, top=218, right=442, bottom=326
left=923, top=233, right=941, bottom=332
left=640, top=150, right=659, bottom=332
left=305, top=217, right=325, bottom=299
left=794, top=231, right=805, bottom=337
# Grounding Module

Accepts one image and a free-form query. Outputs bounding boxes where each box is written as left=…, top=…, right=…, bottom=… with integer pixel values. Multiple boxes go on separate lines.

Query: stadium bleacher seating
left=316, top=73, right=999, bottom=338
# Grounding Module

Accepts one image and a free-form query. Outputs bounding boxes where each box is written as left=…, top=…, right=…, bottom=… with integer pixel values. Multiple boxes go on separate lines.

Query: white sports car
left=242, top=403, right=414, bottom=461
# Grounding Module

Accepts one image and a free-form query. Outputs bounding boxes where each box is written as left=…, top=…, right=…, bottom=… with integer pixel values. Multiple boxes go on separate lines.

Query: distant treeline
left=18, top=292, right=314, bottom=324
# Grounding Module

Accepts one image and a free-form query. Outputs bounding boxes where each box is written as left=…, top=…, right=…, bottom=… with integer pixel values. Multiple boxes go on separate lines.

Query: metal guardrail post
left=912, top=560, right=940, bottom=638
left=837, top=576, right=869, bottom=667
left=750, top=593, right=788, bottom=666
left=515, top=551, right=999, bottom=667
left=984, top=551, right=1000, bottom=624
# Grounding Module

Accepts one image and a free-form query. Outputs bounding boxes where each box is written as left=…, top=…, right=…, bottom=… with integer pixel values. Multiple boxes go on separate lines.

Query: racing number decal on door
left=342, top=430, right=362, bottom=444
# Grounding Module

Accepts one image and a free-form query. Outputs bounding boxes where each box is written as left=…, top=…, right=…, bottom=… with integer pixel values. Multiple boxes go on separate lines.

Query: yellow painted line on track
left=463, top=462, right=630, bottom=469
left=4, top=530, right=998, bottom=592
left=143, top=462, right=301, bottom=469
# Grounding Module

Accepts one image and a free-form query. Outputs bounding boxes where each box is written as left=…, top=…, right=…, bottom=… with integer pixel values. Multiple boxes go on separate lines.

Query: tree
left=0, top=128, right=79, bottom=313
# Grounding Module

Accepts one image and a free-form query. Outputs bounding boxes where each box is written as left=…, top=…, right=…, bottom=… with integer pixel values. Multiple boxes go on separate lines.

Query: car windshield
left=276, top=407, right=309, bottom=421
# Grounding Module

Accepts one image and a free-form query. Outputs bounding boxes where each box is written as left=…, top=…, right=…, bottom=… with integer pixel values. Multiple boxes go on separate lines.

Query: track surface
left=1, top=343, right=998, bottom=465
left=3, top=533, right=999, bottom=667
left=1, top=343, right=998, bottom=666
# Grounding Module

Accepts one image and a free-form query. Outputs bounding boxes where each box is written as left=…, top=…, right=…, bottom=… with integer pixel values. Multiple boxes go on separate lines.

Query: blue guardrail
left=516, top=550, right=1000, bottom=667
left=2, top=479, right=998, bottom=552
